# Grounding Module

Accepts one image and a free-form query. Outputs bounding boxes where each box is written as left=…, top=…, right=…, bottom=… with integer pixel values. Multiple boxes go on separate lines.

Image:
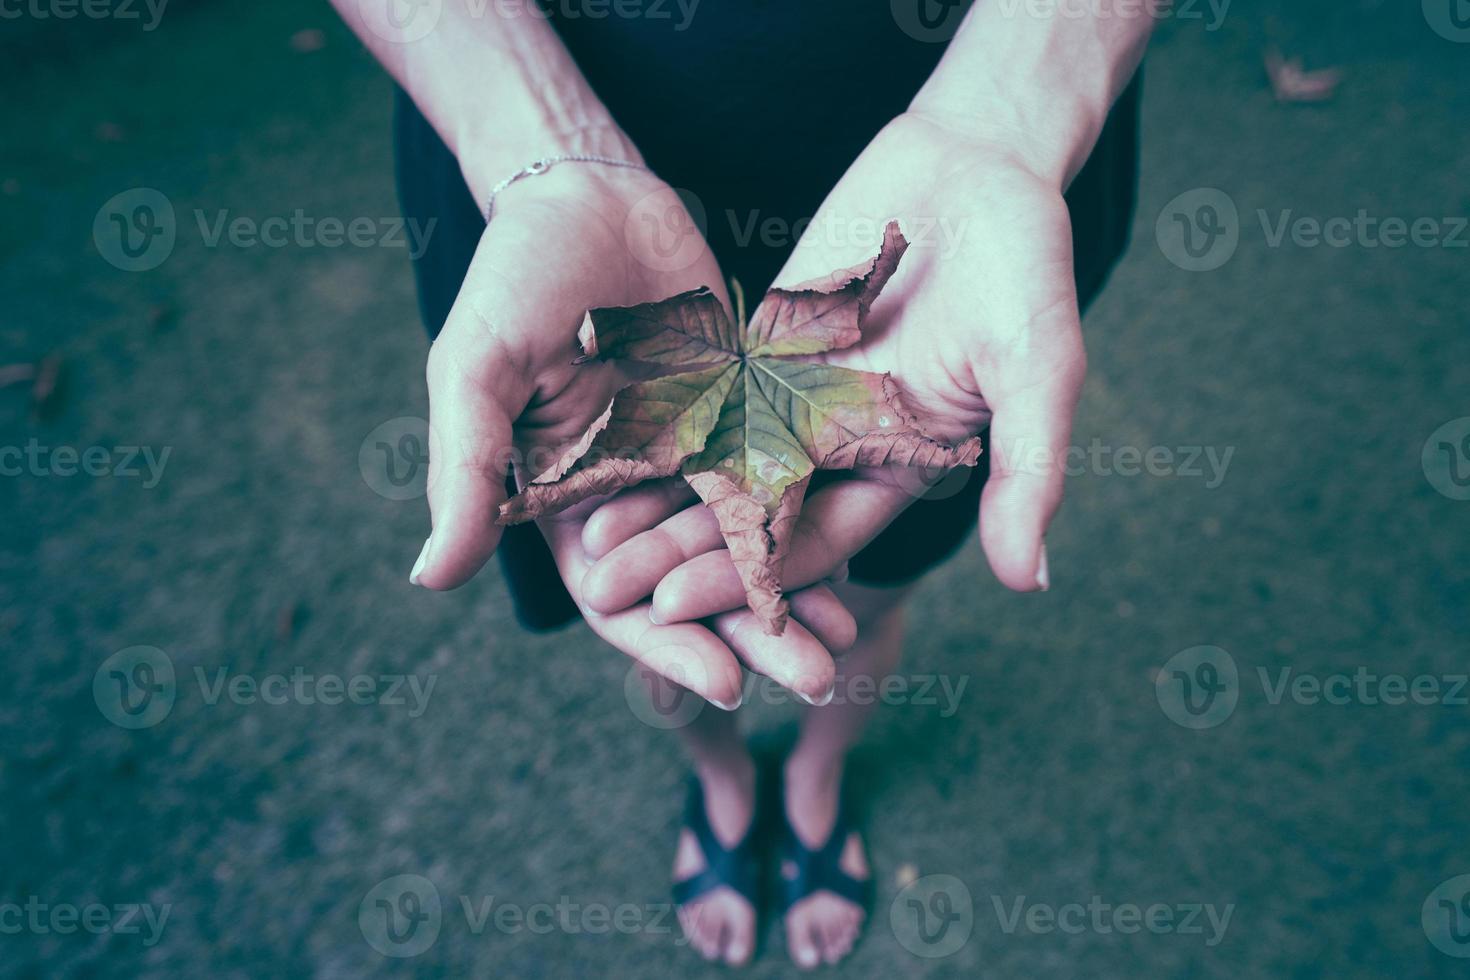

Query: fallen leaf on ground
left=498, top=221, right=982, bottom=634
left=1265, top=49, right=1342, bottom=102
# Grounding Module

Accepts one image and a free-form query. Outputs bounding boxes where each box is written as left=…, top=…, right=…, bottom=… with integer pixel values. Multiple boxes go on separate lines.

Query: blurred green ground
left=2, top=1, right=1469, bottom=976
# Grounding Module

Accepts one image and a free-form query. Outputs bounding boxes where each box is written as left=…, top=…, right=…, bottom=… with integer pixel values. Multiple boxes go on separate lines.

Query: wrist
left=458, top=122, right=645, bottom=207
left=909, top=67, right=1110, bottom=191
left=907, top=1, right=1150, bottom=189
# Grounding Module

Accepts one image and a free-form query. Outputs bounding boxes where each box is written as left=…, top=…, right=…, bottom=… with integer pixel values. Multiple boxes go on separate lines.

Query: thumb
left=410, top=257, right=538, bottom=590
left=977, top=320, right=1085, bottom=593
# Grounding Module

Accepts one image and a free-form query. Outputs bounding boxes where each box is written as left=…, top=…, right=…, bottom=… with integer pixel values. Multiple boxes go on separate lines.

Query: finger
left=977, top=314, right=1086, bottom=592
left=411, top=230, right=547, bottom=590
left=650, top=476, right=911, bottom=623
left=582, top=502, right=722, bottom=614
left=538, top=510, right=745, bottom=708
left=412, top=332, right=529, bottom=590
left=711, top=606, right=836, bottom=705
left=787, top=584, right=857, bottom=654
left=581, top=478, right=699, bottom=560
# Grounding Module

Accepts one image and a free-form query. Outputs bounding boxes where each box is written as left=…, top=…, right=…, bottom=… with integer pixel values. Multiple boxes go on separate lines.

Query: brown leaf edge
left=819, top=373, right=983, bottom=470
left=496, top=399, right=693, bottom=525
left=685, top=471, right=810, bottom=636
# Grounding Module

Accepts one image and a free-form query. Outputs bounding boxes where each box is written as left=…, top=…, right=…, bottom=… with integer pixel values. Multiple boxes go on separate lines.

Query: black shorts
left=393, top=3, right=1140, bottom=629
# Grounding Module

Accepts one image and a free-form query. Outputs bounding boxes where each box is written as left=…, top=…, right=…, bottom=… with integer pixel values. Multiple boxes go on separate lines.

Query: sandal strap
left=671, top=777, right=760, bottom=907
left=777, top=798, right=873, bottom=912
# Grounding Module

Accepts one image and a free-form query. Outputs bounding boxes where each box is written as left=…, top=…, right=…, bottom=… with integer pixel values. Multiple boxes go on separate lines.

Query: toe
left=788, top=913, right=822, bottom=970
left=823, top=916, right=846, bottom=969
left=833, top=909, right=861, bottom=958
left=723, top=929, right=752, bottom=966
left=722, top=903, right=754, bottom=965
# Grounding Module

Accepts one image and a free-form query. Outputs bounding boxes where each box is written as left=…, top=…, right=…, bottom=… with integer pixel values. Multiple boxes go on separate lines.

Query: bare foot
left=674, top=754, right=757, bottom=966
left=781, top=755, right=869, bottom=969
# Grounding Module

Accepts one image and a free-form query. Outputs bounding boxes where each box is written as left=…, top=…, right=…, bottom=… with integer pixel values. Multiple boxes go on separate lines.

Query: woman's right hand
left=410, top=165, right=852, bottom=708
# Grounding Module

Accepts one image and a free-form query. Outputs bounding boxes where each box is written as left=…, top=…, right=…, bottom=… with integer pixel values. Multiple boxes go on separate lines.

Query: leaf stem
left=731, top=277, right=747, bottom=329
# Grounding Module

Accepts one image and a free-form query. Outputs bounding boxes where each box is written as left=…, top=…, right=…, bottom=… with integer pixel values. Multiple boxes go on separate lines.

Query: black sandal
left=671, top=775, right=764, bottom=915
left=775, top=781, right=873, bottom=915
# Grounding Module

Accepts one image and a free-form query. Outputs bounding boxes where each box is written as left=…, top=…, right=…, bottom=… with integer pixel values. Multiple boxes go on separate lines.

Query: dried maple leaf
left=498, top=221, right=982, bottom=634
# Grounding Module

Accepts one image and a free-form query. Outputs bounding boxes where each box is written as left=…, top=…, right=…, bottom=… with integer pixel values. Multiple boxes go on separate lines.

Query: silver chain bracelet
left=484, top=154, right=651, bottom=221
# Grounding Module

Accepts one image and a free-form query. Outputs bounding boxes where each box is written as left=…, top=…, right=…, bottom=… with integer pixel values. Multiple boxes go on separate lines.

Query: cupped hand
left=411, top=166, right=850, bottom=705
left=578, top=112, right=1087, bottom=623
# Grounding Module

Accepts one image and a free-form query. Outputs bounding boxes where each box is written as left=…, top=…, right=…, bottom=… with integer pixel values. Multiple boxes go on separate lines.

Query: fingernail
left=409, top=537, right=431, bottom=586
left=648, top=607, right=666, bottom=626
left=796, top=946, right=819, bottom=967
left=796, top=680, right=835, bottom=707
left=710, top=691, right=742, bottom=712
left=1035, top=544, right=1050, bottom=592
left=831, top=562, right=850, bottom=584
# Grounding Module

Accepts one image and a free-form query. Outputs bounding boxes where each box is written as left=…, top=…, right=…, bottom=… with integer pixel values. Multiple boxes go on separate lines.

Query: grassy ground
left=2, top=1, right=1468, bottom=976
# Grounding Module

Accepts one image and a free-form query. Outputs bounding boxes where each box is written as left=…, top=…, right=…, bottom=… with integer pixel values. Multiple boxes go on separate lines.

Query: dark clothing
left=394, top=4, right=1140, bottom=629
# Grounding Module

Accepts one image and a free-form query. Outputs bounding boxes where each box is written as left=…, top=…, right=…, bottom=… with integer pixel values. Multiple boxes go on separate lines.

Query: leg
left=649, top=671, right=758, bottom=966
left=782, top=581, right=911, bottom=968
